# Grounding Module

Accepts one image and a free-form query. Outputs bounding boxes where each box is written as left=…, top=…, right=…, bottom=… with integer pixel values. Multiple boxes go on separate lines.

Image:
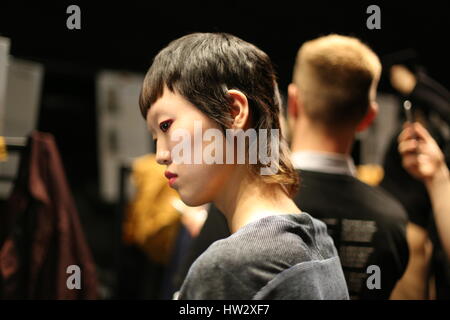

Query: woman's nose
left=156, top=141, right=172, bottom=165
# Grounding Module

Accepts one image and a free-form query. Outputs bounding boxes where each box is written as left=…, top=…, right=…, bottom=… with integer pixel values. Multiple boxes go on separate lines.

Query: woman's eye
left=159, top=120, right=173, bottom=132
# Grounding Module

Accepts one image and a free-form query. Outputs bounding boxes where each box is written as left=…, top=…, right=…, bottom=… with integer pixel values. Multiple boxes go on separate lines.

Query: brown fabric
left=0, top=131, right=98, bottom=299
left=123, top=154, right=181, bottom=265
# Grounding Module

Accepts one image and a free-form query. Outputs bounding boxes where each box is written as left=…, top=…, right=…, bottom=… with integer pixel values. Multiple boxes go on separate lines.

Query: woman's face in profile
left=147, top=87, right=235, bottom=207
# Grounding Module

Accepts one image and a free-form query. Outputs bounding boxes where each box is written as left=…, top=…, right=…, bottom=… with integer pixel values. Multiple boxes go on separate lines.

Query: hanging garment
left=0, top=131, right=98, bottom=299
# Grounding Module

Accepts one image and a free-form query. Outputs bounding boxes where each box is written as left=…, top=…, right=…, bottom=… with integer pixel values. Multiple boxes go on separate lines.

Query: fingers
left=412, top=122, right=434, bottom=142
left=401, top=122, right=433, bottom=140
left=402, top=153, right=419, bottom=169
left=398, top=139, right=419, bottom=155
left=401, top=153, right=420, bottom=178
left=398, top=123, right=420, bottom=143
left=399, top=121, right=433, bottom=144
left=398, top=122, right=445, bottom=180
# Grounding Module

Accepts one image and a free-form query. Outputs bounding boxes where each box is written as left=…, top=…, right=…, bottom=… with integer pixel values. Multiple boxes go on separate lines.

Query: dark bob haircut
left=139, top=32, right=298, bottom=196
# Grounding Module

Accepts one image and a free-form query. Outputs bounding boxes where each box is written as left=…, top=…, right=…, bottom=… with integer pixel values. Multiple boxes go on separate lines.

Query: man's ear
left=356, top=101, right=378, bottom=132
left=287, top=83, right=299, bottom=119
left=227, top=89, right=250, bottom=129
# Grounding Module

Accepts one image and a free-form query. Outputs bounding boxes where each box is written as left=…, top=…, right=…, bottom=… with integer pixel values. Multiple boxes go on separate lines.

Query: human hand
left=398, top=122, right=447, bottom=182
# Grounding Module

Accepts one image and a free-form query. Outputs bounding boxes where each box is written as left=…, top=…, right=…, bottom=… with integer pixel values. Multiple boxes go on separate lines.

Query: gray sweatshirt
left=178, top=212, right=349, bottom=300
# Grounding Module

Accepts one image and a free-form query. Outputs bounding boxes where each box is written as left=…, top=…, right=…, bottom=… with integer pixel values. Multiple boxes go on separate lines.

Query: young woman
left=139, top=32, right=348, bottom=299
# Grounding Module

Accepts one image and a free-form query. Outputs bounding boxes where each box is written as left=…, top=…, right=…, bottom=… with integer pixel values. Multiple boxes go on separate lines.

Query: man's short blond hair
left=292, top=34, right=382, bottom=127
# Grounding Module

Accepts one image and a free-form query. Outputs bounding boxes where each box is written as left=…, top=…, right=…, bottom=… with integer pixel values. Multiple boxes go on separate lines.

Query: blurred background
left=0, top=1, right=448, bottom=299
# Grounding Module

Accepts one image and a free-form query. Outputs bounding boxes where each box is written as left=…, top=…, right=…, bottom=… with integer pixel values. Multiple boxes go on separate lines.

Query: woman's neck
left=214, top=167, right=301, bottom=233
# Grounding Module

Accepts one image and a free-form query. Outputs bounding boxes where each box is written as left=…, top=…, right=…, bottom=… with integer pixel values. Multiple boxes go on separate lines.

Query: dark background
left=1, top=0, right=448, bottom=189
left=0, top=0, right=448, bottom=298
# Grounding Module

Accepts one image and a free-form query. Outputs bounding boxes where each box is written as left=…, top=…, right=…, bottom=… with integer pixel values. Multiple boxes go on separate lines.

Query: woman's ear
left=227, top=89, right=250, bottom=129
left=356, top=101, right=378, bottom=132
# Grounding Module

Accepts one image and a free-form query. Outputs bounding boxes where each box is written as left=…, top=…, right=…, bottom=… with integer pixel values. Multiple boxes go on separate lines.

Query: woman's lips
left=164, top=171, right=178, bottom=187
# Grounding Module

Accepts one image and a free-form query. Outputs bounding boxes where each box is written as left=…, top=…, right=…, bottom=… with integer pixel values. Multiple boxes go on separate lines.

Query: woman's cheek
left=179, top=163, right=223, bottom=205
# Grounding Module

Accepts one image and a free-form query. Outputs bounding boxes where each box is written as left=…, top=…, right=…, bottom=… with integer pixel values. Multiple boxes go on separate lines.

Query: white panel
left=0, top=37, right=10, bottom=135
left=4, top=58, right=43, bottom=137
left=96, top=71, right=152, bottom=203
left=0, top=57, right=43, bottom=198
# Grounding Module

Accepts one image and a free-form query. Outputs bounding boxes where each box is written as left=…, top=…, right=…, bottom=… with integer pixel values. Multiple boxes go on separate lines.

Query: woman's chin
left=179, top=192, right=208, bottom=207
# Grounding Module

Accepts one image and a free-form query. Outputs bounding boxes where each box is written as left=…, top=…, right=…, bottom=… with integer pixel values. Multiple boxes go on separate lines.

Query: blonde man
left=288, top=35, right=410, bottom=299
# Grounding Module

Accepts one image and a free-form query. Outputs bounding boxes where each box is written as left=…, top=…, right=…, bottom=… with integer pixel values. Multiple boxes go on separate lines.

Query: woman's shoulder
left=195, top=213, right=333, bottom=271
left=179, top=213, right=338, bottom=299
